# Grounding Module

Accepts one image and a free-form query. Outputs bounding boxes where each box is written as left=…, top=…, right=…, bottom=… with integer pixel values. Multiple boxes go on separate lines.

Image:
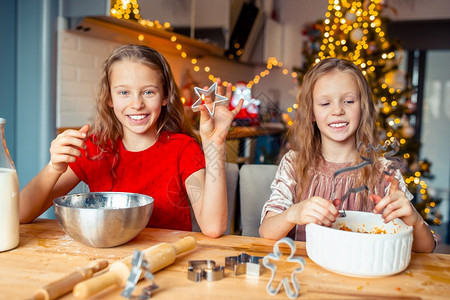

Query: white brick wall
left=57, top=31, right=120, bottom=128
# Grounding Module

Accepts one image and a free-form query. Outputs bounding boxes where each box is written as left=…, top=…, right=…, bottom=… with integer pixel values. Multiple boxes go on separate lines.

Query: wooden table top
left=1, top=219, right=449, bottom=299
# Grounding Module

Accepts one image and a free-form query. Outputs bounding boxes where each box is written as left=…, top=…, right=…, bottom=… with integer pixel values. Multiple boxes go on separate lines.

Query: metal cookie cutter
left=191, top=82, right=229, bottom=118
left=121, top=250, right=159, bottom=299
left=262, top=237, right=306, bottom=299
left=225, top=253, right=264, bottom=276
left=187, top=260, right=224, bottom=282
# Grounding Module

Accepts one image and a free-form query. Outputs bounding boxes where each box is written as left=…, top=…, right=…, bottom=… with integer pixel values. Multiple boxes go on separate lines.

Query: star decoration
left=262, top=237, right=306, bottom=299
left=191, top=82, right=229, bottom=118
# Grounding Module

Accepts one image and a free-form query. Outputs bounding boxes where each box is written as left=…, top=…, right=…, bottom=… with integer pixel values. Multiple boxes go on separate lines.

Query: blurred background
left=1, top=0, right=449, bottom=250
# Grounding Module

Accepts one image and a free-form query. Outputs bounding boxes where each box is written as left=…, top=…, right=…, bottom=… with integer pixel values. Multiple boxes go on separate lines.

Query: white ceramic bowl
left=305, top=211, right=413, bottom=277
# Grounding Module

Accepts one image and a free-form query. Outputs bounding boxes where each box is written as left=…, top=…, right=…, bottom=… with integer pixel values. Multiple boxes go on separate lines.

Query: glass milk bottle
left=0, top=118, right=19, bottom=251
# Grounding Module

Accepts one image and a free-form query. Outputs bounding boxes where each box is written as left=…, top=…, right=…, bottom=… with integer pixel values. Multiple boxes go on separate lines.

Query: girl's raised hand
left=198, top=78, right=243, bottom=144
left=287, top=196, right=340, bottom=227
left=370, top=174, right=422, bottom=226
left=49, top=124, right=89, bottom=174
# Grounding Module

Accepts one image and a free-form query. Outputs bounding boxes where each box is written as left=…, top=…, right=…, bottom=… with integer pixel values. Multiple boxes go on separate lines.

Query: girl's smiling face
left=312, top=70, right=361, bottom=148
left=108, top=60, right=167, bottom=149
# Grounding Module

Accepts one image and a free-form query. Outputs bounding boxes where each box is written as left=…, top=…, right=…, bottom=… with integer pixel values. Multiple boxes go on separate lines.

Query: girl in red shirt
left=20, top=45, right=242, bottom=238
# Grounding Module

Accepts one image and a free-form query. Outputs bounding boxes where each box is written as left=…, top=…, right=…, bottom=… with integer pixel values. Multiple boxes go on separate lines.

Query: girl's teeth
left=129, top=115, right=146, bottom=120
left=329, top=123, right=347, bottom=128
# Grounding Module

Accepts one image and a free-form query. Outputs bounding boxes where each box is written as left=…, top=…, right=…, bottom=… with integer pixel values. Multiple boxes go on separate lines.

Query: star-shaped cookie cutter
left=225, top=253, right=264, bottom=276
left=262, top=237, right=306, bottom=299
left=191, top=82, right=229, bottom=118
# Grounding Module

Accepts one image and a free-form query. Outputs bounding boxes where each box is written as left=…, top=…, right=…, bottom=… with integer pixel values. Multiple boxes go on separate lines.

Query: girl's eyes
left=116, top=90, right=155, bottom=96
left=317, top=99, right=356, bottom=106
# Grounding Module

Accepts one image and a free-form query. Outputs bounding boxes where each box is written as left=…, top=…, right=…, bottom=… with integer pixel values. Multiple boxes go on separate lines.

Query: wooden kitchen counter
left=1, top=219, right=449, bottom=299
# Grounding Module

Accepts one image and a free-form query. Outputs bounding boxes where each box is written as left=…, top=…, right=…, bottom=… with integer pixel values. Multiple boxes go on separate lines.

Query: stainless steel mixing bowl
left=54, top=192, right=154, bottom=248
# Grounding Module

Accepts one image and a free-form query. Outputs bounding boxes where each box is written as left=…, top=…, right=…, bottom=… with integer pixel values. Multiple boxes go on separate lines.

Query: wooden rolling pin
left=73, top=236, right=196, bottom=299
left=33, top=260, right=108, bottom=300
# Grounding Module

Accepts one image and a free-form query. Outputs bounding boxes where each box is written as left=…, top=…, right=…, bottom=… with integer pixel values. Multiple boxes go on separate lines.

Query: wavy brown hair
left=89, top=44, right=196, bottom=147
left=87, top=45, right=197, bottom=186
left=290, top=58, right=382, bottom=210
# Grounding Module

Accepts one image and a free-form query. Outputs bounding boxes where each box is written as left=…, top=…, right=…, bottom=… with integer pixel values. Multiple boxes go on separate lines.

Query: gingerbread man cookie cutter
left=262, top=237, right=306, bottom=299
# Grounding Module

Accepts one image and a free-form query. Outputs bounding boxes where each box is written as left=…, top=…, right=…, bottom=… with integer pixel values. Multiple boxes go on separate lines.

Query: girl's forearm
left=19, top=163, right=62, bottom=223
left=259, top=210, right=296, bottom=240
left=200, top=141, right=228, bottom=237
left=412, top=219, right=436, bottom=253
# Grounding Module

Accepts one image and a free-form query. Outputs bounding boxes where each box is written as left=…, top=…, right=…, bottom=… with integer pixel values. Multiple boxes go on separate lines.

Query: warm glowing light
left=138, top=34, right=144, bottom=41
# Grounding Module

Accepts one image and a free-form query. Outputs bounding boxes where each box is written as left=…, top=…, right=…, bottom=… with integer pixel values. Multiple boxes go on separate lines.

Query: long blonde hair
left=290, top=58, right=382, bottom=210
left=89, top=44, right=196, bottom=149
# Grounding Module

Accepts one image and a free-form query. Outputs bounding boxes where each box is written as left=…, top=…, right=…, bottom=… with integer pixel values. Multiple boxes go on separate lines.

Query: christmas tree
left=293, top=0, right=442, bottom=225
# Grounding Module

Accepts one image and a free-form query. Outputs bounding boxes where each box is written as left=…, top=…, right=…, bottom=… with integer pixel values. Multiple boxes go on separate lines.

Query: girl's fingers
left=380, top=198, right=401, bottom=218
left=369, top=194, right=382, bottom=204
left=332, top=198, right=342, bottom=209
left=199, top=103, right=212, bottom=121
left=216, top=78, right=223, bottom=95
left=225, top=83, right=233, bottom=99
left=79, top=124, right=90, bottom=137
left=386, top=174, right=399, bottom=194
left=231, top=99, right=244, bottom=116
left=372, top=194, right=391, bottom=214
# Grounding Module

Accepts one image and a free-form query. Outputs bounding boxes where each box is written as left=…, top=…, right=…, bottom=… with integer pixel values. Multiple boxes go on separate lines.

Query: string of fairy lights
left=109, top=0, right=432, bottom=208
left=109, top=0, right=299, bottom=120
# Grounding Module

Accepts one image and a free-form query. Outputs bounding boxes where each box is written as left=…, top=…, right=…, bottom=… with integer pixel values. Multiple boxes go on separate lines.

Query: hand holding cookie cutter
left=191, top=82, right=229, bottom=118
left=262, top=237, right=305, bottom=299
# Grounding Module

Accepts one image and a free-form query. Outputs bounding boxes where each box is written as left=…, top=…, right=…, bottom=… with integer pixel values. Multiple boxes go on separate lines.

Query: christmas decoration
left=293, top=0, right=441, bottom=225
left=230, top=82, right=260, bottom=126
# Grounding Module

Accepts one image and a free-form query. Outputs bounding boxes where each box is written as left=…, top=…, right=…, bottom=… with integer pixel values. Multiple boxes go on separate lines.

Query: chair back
left=239, top=164, right=278, bottom=237
left=191, top=162, right=239, bottom=235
